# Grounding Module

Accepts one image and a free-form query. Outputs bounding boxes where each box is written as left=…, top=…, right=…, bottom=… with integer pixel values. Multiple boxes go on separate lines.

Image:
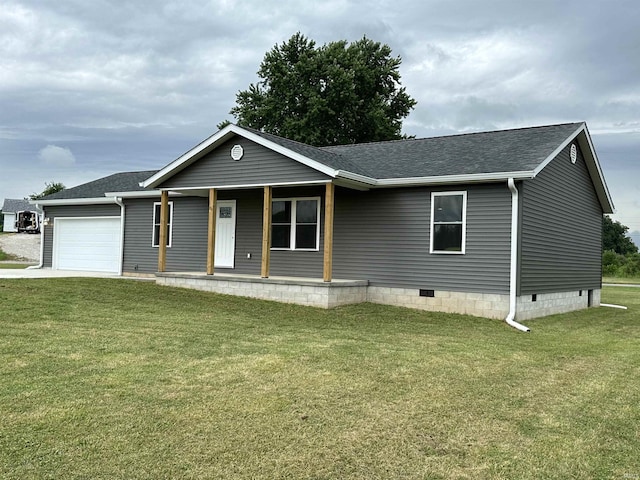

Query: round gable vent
left=231, top=144, right=244, bottom=161
left=570, top=144, right=577, bottom=164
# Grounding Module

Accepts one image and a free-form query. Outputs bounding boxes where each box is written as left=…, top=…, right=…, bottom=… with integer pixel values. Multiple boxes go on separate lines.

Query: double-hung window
left=272, top=197, right=320, bottom=250
left=430, top=191, right=466, bottom=254
left=152, top=201, right=173, bottom=247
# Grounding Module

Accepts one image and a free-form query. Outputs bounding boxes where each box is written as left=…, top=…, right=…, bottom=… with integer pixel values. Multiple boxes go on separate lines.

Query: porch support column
left=207, top=188, right=217, bottom=275
left=261, top=186, right=272, bottom=278
left=323, top=182, right=335, bottom=282
left=158, top=190, right=169, bottom=272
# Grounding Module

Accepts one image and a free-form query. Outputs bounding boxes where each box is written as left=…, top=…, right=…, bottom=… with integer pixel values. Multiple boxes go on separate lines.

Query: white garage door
left=53, top=217, right=121, bottom=273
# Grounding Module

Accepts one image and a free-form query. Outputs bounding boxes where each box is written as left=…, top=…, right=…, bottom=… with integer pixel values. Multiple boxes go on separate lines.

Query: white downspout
left=26, top=203, right=44, bottom=270
left=506, top=179, right=530, bottom=332
left=114, top=197, right=125, bottom=276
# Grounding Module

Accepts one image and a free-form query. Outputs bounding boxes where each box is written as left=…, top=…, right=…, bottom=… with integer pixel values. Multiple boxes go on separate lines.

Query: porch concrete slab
left=155, top=272, right=369, bottom=308
left=156, top=271, right=368, bottom=287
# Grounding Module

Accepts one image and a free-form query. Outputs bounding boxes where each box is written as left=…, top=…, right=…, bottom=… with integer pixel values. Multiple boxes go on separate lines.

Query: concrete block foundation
left=155, top=272, right=600, bottom=320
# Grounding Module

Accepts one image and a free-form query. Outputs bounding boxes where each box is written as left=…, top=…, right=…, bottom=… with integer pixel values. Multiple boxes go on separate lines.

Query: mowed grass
left=603, top=276, right=640, bottom=285
left=0, top=263, right=31, bottom=269
left=1, top=279, right=638, bottom=479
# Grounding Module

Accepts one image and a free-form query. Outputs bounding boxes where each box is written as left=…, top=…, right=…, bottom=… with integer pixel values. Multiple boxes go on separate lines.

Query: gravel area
left=0, top=233, right=41, bottom=262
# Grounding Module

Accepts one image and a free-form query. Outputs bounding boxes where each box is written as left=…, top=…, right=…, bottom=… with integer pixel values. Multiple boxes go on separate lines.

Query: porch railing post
left=207, top=188, right=217, bottom=275
left=261, top=186, right=272, bottom=278
left=323, top=182, right=335, bottom=282
left=158, top=190, right=169, bottom=272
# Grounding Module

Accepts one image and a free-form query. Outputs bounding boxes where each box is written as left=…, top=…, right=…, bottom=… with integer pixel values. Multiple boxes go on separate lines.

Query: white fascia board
left=374, top=171, right=534, bottom=187
left=34, top=197, right=119, bottom=206
left=142, top=125, right=339, bottom=188
left=232, top=127, right=338, bottom=178
left=141, top=125, right=237, bottom=187
left=578, top=125, right=615, bottom=213
left=334, top=170, right=377, bottom=186
left=104, top=190, right=164, bottom=198
left=532, top=123, right=586, bottom=177
left=159, top=180, right=331, bottom=192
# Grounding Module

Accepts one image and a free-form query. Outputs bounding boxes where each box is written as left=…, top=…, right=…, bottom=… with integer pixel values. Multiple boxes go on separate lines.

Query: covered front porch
left=153, top=182, right=371, bottom=307
left=155, top=182, right=339, bottom=279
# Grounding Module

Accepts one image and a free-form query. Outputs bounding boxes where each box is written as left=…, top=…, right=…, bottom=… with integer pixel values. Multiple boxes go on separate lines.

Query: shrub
left=603, top=251, right=640, bottom=278
left=621, top=253, right=640, bottom=277
left=602, top=250, right=623, bottom=276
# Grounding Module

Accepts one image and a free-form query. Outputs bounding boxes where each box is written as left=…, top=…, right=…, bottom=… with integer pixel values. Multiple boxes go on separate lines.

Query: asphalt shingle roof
left=37, top=123, right=586, bottom=201
left=243, top=127, right=374, bottom=176
left=41, top=171, right=157, bottom=200
left=2, top=198, right=40, bottom=213
left=319, top=122, right=584, bottom=179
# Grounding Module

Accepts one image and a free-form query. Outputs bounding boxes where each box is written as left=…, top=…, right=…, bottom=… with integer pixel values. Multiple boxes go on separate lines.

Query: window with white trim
left=271, top=197, right=320, bottom=250
left=430, top=191, right=466, bottom=254
left=152, top=201, right=173, bottom=247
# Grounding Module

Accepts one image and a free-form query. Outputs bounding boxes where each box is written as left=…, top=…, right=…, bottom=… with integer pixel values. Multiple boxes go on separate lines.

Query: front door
left=215, top=200, right=236, bottom=268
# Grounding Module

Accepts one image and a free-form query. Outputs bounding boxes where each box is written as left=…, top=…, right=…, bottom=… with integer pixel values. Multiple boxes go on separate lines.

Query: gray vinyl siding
left=120, top=184, right=512, bottom=293
left=123, top=197, right=208, bottom=273
left=42, top=204, right=121, bottom=268
left=157, top=137, right=330, bottom=189
left=519, top=142, right=603, bottom=294
left=332, top=185, right=512, bottom=293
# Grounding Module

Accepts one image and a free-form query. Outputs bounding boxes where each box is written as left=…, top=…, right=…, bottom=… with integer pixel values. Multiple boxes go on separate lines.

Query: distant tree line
left=602, top=215, right=639, bottom=278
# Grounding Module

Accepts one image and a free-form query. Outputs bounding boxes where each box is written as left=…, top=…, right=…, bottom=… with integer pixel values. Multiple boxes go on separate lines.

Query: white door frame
left=215, top=200, right=236, bottom=268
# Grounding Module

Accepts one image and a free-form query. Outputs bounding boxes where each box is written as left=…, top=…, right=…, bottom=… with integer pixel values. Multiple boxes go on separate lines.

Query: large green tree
left=224, top=33, right=417, bottom=146
left=603, top=215, right=638, bottom=254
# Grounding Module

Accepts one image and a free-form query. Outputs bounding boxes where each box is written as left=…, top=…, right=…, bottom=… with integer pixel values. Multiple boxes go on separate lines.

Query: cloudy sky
left=1, top=0, right=639, bottom=241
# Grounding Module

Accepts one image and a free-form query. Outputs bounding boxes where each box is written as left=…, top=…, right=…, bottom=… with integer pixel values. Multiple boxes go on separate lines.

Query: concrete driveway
left=0, top=268, right=122, bottom=279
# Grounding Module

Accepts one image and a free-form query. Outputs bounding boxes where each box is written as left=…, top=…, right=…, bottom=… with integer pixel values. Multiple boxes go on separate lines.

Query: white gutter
left=35, top=197, right=118, bottom=206
left=505, top=178, right=530, bottom=332
left=374, top=170, right=534, bottom=187
left=114, top=197, right=125, bottom=276
left=105, top=190, right=163, bottom=198
left=26, top=202, right=45, bottom=270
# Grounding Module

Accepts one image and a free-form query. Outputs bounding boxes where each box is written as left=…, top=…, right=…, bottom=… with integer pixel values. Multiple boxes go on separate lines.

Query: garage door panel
left=53, top=217, right=121, bottom=273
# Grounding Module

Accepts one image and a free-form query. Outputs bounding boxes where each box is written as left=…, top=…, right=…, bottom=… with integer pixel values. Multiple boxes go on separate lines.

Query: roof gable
left=155, top=135, right=331, bottom=190
left=142, top=125, right=352, bottom=189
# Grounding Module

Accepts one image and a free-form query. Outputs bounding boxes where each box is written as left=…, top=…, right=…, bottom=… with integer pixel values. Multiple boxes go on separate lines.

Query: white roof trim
left=159, top=180, right=331, bottom=192
left=532, top=123, right=585, bottom=177
left=142, top=124, right=338, bottom=188
left=138, top=122, right=613, bottom=214
left=579, top=124, right=615, bottom=213
left=34, top=197, right=119, bottom=206
left=104, top=190, right=163, bottom=198
left=531, top=122, right=614, bottom=213
left=334, top=170, right=377, bottom=185
left=374, top=171, right=534, bottom=187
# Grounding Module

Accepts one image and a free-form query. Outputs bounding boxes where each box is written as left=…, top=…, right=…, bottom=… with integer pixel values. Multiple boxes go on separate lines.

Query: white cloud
left=38, top=145, right=76, bottom=167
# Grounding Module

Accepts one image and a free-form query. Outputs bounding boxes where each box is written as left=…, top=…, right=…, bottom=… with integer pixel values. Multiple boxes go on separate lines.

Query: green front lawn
left=603, top=276, right=640, bottom=285
left=0, top=263, right=32, bottom=269
left=1, top=279, right=638, bottom=479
